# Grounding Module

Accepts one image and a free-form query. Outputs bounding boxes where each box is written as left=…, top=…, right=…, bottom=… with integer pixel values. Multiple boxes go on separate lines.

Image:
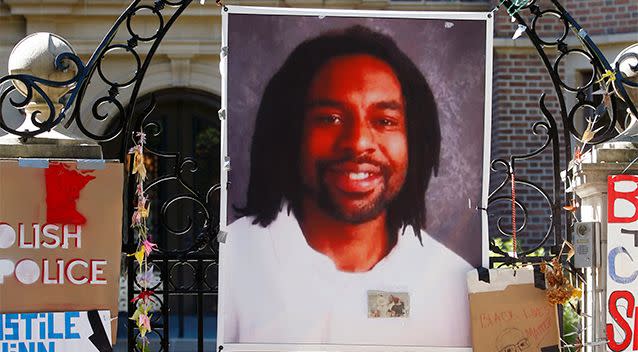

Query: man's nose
left=338, top=118, right=375, bottom=156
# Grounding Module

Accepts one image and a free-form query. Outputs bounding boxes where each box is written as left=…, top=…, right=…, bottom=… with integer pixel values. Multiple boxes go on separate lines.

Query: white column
left=571, top=143, right=638, bottom=351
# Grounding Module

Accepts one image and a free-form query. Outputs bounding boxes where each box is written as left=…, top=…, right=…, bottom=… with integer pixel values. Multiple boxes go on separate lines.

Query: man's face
left=300, top=54, right=409, bottom=223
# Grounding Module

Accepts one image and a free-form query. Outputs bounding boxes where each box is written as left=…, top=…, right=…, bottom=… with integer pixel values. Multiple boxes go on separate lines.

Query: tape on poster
left=18, top=158, right=49, bottom=169
left=477, top=267, right=490, bottom=283
left=77, top=160, right=106, bottom=170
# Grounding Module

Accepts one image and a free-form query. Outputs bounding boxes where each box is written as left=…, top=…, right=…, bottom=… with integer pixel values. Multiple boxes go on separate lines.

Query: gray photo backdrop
left=226, top=13, right=487, bottom=267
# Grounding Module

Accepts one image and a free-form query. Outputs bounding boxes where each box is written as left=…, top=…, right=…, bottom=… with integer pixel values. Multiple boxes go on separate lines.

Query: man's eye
left=317, top=114, right=341, bottom=124
left=375, top=117, right=398, bottom=127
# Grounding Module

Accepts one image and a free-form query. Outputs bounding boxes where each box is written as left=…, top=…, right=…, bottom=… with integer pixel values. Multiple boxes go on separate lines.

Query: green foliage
left=195, top=127, right=221, bottom=157
left=562, top=303, right=581, bottom=351
left=136, top=339, right=151, bottom=352
left=490, top=237, right=546, bottom=258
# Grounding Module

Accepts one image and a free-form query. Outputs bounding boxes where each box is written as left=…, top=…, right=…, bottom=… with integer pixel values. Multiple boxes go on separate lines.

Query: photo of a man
left=220, top=8, right=491, bottom=350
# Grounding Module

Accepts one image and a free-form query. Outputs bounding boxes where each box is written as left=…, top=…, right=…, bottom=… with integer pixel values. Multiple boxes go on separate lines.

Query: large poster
left=219, top=6, right=493, bottom=351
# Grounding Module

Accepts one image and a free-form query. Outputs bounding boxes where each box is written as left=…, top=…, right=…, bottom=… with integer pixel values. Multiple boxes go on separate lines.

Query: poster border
left=218, top=5, right=493, bottom=351
left=219, top=344, right=474, bottom=352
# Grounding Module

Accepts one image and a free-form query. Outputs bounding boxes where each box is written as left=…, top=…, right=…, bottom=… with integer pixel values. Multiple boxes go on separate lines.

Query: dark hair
left=236, top=25, right=440, bottom=241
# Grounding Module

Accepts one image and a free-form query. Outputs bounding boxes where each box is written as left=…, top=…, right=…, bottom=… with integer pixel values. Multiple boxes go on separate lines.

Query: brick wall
left=488, top=0, right=637, bottom=252
left=494, top=0, right=638, bottom=38
left=490, top=48, right=565, bottom=252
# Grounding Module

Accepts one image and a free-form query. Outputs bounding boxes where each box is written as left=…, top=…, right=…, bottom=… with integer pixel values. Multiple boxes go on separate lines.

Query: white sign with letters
left=607, top=175, right=638, bottom=351
left=0, top=310, right=112, bottom=352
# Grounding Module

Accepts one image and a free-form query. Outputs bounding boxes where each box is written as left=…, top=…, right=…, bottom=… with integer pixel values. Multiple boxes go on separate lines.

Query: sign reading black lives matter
left=218, top=6, right=493, bottom=351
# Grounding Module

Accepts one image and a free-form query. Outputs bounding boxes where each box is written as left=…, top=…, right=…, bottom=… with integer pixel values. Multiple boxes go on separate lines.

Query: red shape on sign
left=45, top=163, right=96, bottom=225
left=607, top=290, right=636, bottom=351
left=609, top=175, right=638, bottom=224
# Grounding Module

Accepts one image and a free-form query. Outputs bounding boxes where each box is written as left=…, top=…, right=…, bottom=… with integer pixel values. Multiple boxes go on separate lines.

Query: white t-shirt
left=221, top=208, right=473, bottom=347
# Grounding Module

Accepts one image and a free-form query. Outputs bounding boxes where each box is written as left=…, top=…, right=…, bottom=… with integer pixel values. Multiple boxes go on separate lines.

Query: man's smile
left=324, top=166, right=384, bottom=194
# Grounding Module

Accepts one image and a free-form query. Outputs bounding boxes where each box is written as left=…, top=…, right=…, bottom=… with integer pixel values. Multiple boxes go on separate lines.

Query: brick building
left=0, top=0, right=636, bottom=348
left=491, top=0, right=638, bottom=250
left=1, top=1, right=634, bottom=252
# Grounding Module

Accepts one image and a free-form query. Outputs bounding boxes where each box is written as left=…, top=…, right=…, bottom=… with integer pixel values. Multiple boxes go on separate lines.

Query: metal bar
left=179, top=295, right=185, bottom=339
left=198, top=259, right=205, bottom=351
left=127, top=256, right=136, bottom=352
left=162, top=257, right=170, bottom=351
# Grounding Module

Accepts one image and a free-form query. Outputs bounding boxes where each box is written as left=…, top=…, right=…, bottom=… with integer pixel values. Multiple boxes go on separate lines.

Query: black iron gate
left=117, top=88, right=221, bottom=351
left=1, top=0, right=637, bottom=351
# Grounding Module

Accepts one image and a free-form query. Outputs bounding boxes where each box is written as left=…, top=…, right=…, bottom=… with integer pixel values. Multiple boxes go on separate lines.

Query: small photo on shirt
left=367, top=291, right=410, bottom=318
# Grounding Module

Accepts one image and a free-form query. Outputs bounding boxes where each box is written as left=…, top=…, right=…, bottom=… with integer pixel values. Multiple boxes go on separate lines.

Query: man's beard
left=306, top=156, right=398, bottom=224
left=315, top=186, right=388, bottom=223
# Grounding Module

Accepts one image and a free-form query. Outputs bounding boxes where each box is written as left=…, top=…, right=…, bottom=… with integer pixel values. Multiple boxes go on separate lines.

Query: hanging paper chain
left=128, top=130, right=157, bottom=352
left=511, top=171, right=518, bottom=258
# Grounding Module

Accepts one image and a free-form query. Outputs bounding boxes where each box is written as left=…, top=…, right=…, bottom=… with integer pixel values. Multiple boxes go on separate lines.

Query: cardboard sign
left=0, top=160, right=123, bottom=341
left=467, top=268, right=560, bottom=352
left=0, top=310, right=112, bottom=352
left=607, top=175, right=638, bottom=351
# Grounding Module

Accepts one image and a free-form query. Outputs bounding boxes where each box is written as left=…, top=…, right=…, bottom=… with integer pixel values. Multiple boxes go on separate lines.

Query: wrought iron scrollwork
left=488, top=94, right=560, bottom=261
left=1, top=0, right=636, bottom=350
left=489, top=0, right=637, bottom=264
left=0, top=0, right=195, bottom=142
left=0, top=52, right=85, bottom=137
left=125, top=96, right=220, bottom=351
